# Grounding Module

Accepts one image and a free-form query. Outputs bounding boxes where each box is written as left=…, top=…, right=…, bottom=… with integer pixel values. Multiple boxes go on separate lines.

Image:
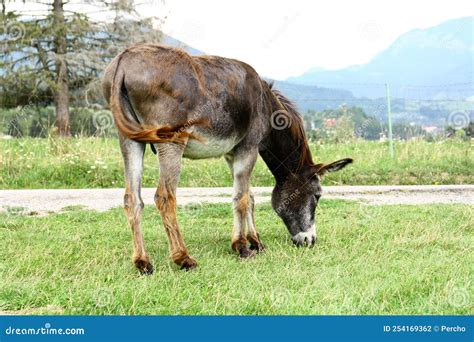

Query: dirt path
left=1, top=185, right=472, bottom=215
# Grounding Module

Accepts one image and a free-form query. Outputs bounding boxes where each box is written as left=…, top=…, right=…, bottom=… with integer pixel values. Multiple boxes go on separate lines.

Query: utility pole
left=385, top=83, right=394, bottom=159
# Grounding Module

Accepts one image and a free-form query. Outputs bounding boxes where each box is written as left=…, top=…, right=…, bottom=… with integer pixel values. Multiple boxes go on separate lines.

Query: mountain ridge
left=286, top=16, right=474, bottom=99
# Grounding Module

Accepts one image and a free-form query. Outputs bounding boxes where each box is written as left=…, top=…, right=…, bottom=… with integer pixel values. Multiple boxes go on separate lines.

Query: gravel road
left=0, top=185, right=472, bottom=215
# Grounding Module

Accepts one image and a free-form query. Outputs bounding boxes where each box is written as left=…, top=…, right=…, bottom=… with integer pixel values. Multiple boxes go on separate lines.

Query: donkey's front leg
left=120, top=137, right=154, bottom=275
left=246, top=190, right=265, bottom=252
left=227, top=149, right=262, bottom=258
left=154, top=142, right=197, bottom=270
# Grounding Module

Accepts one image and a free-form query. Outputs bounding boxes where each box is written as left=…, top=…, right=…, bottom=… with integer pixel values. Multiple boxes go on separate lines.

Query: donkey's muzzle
left=292, top=231, right=316, bottom=247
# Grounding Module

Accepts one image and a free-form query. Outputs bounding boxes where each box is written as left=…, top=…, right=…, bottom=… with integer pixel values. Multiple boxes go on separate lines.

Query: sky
left=151, top=0, right=473, bottom=79
left=7, top=0, right=474, bottom=80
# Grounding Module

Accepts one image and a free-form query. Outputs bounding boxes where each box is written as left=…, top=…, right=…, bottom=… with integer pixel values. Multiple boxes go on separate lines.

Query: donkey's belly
left=183, top=135, right=238, bottom=159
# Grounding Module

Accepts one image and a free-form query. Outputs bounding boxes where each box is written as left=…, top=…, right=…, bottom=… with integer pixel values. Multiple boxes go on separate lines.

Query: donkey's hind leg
left=226, top=148, right=264, bottom=258
left=154, top=142, right=197, bottom=270
left=120, top=136, right=154, bottom=275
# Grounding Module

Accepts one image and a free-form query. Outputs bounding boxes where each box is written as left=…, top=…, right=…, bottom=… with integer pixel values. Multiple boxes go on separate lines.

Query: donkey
left=102, top=44, right=352, bottom=274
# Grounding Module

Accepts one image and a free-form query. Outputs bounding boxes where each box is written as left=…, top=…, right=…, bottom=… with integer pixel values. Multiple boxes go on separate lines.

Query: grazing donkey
left=102, top=44, right=352, bottom=274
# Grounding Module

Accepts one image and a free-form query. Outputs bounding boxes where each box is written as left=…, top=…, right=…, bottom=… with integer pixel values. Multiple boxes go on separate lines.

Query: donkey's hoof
left=180, top=257, right=198, bottom=271
left=135, top=259, right=154, bottom=275
left=239, top=246, right=256, bottom=259
left=249, top=241, right=265, bottom=253
left=248, top=233, right=265, bottom=253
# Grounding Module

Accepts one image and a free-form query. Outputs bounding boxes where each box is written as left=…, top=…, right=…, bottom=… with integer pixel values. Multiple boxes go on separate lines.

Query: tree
left=333, top=113, right=355, bottom=143
left=53, top=0, right=70, bottom=135
left=304, top=106, right=382, bottom=141
left=1, top=0, right=164, bottom=136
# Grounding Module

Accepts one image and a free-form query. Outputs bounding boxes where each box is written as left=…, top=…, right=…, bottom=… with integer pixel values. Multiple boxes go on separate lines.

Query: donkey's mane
left=265, top=81, right=314, bottom=169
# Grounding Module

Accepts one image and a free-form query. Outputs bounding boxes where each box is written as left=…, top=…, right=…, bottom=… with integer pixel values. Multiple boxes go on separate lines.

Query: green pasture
left=0, top=201, right=472, bottom=315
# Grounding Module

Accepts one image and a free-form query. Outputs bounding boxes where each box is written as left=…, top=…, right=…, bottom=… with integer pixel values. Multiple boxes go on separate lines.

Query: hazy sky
left=8, top=0, right=474, bottom=80
left=153, top=0, right=473, bottom=79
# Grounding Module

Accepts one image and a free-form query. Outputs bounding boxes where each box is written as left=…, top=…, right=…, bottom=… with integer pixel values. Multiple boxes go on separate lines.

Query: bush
left=0, top=107, right=117, bottom=137
left=70, top=107, right=116, bottom=137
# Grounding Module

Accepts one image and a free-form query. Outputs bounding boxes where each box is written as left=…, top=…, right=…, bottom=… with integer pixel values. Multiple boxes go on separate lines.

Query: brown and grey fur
left=102, top=44, right=352, bottom=274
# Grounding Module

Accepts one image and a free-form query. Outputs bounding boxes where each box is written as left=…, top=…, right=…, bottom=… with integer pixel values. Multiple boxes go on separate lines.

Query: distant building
left=324, top=118, right=338, bottom=128
left=422, top=126, right=441, bottom=134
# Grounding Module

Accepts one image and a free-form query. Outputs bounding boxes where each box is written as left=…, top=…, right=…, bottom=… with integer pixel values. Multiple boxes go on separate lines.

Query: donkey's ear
left=314, top=158, right=353, bottom=176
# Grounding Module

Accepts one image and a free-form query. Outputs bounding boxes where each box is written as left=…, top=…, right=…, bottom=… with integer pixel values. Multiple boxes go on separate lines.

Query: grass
left=0, top=137, right=472, bottom=189
left=0, top=200, right=472, bottom=315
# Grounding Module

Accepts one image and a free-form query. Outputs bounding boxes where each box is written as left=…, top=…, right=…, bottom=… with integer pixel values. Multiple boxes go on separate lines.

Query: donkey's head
left=271, top=158, right=353, bottom=247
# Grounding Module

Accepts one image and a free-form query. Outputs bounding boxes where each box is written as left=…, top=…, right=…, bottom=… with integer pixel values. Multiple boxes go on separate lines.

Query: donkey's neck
left=259, top=126, right=313, bottom=183
left=258, top=83, right=315, bottom=183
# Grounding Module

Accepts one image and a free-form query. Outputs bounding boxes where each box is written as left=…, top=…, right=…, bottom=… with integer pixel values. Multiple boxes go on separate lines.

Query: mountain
left=272, top=81, right=354, bottom=112
left=287, top=16, right=474, bottom=99
left=161, top=33, right=205, bottom=56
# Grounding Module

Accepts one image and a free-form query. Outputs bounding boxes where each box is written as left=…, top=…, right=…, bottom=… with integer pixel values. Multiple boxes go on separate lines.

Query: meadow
left=0, top=200, right=472, bottom=315
left=0, top=137, right=472, bottom=189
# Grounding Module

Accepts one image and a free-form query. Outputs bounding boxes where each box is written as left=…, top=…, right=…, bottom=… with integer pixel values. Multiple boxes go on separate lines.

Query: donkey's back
left=102, top=44, right=267, bottom=155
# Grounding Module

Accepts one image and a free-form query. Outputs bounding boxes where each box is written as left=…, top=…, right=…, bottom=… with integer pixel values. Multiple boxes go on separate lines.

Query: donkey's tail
left=110, top=54, right=205, bottom=144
